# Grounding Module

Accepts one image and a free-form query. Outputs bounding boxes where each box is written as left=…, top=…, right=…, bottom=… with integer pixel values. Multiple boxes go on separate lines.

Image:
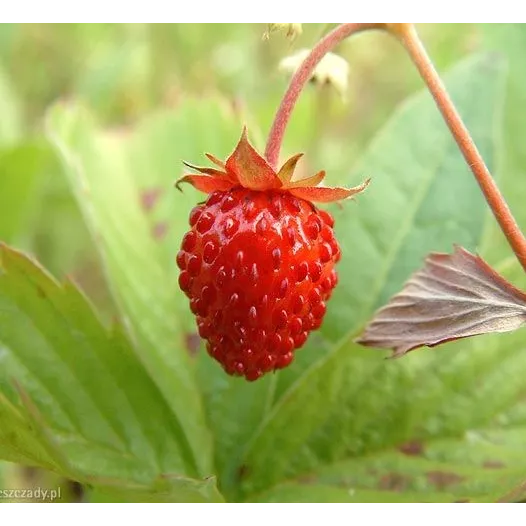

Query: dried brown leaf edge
left=356, top=246, right=526, bottom=357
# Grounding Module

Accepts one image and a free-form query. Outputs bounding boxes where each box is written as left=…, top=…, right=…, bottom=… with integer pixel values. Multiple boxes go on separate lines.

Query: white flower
left=279, top=49, right=350, bottom=98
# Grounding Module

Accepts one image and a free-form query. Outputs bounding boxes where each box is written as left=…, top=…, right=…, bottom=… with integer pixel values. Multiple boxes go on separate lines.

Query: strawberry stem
left=264, top=23, right=382, bottom=169
left=392, top=24, right=526, bottom=273
left=267, top=22, right=526, bottom=273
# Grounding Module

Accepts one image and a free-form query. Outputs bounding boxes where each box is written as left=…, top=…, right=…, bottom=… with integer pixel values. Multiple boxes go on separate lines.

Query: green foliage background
left=0, top=23, right=526, bottom=503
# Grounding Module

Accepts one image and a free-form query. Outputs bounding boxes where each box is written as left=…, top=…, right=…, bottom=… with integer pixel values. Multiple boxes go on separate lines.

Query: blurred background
left=0, top=23, right=502, bottom=501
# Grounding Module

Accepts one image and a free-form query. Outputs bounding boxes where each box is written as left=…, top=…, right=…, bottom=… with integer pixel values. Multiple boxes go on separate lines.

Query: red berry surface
left=177, top=188, right=341, bottom=381
left=175, top=128, right=369, bottom=380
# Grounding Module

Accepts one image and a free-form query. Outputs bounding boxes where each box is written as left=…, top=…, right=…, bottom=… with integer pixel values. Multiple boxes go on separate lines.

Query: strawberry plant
left=1, top=23, right=526, bottom=502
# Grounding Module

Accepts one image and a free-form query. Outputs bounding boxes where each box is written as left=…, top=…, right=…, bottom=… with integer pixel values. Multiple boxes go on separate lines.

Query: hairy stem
left=266, top=22, right=526, bottom=272
left=264, top=22, right=382, bottom=168
left=392, top=23, right=526, bottom=273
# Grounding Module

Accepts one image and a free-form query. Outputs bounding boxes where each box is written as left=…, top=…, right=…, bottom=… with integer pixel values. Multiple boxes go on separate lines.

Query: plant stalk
left=266, top=22, right=526, bottom=273
left=393, top=23, right=526, bottom=273
left=264, top=22, right=382, bottom=168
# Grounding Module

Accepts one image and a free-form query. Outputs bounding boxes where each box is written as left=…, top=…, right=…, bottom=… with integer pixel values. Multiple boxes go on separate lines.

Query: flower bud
left=264, top=23, right=303, bottom=42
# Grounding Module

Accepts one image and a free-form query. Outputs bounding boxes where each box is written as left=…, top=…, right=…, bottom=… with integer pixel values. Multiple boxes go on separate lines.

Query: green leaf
left=0, top=244, right=224, bottom=501
left=225, top=54, right=520, bottom=501
left=123, top=99, right=278, bottom=495
left=126, top=98, right=243, bottom=326
left=0, top=141, right=55, bottom=244
left=0, top=245, right=188, bottom=477
left=272, top=51, right=505, bottom=393
left=0, top=389, right=61, bottom=472
left=197, top=359, right=277, bottom=496
left=0, top=65, right=22, bottom=146
left=252, top=485, right=457, bottom=503
left=46, top=103, right=212, bottom=477
left=239, top=326, right=526, bottom=501
left=251, top=422, right=526, bottom=503
left=481, top=25, right=526, bottom=290
left=325, top=53, right=503, bottom=340
left=89, top=475, right=224, bottom=503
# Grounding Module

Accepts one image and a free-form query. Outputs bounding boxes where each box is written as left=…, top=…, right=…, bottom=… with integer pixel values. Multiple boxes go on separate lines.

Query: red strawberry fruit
left=176, top=129, right=369, bottom=381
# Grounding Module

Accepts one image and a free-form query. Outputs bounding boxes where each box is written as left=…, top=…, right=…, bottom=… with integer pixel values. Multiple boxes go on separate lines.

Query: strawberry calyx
left=176, top=127, right=370, bottom=203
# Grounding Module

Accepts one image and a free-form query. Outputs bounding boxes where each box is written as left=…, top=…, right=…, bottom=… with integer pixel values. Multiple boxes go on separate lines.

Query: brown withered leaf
left=356, top=245, right=526, bottom=357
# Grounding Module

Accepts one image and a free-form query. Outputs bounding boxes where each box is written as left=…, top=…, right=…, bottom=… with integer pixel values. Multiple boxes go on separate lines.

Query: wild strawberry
left=176, top=129, right=369, bottom=381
